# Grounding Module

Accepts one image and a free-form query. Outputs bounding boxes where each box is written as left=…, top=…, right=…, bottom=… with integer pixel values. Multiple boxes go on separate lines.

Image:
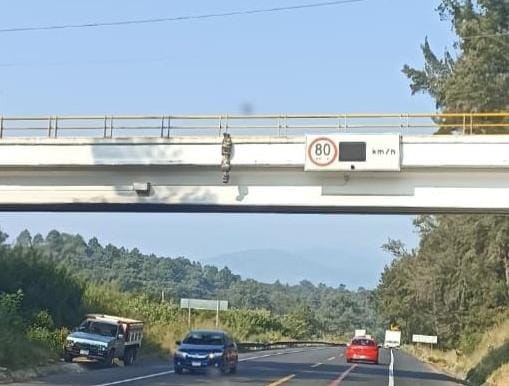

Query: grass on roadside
left=466, top=340, right=509, bottom=386
left=403, top=314, right=509, bottom=386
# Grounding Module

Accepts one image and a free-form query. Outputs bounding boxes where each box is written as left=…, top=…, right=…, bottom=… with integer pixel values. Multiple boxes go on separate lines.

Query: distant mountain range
left=201, top=248, right=391, bottom=289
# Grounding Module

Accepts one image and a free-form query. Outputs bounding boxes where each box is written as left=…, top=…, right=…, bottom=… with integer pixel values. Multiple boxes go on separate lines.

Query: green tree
left=15, top=229, right=33, bottom=248
left=403, top=0, right=509, bottom=133
left=0, top=246, right=85, bottom=327
left=377, top=216, right=509, bottom=349
left=283, top=305, right=320, bottom=340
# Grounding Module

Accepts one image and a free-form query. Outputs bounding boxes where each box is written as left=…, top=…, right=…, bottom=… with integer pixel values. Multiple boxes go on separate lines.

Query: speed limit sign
left=305, top=134, right=401, bottom=171
left=307, top=137, right=338, bottom=166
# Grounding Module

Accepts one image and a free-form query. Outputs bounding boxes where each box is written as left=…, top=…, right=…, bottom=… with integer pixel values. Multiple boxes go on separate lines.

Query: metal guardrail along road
left=0, top=112, right=509, bottom=138
left=237, top=341, right=344, bottom=353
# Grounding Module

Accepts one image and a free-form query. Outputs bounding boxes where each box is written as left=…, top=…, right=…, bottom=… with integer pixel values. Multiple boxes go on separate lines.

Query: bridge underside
left=1, top=166, right=508, bottom=214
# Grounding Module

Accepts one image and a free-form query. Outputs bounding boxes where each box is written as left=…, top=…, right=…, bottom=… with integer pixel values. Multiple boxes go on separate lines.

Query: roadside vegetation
left=377, top=215, right=509, bottom=350
left=0, top=240, right=83, bottom=369
left=0, top=228, right=376, bottom=370
left=377, top=216, right=509, bottom=386
left=403, top=313, right=509, bottom=385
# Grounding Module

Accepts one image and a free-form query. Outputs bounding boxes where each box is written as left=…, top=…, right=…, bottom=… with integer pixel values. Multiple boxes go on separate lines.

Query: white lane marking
left=388, top=349, right=394, bottom=386
left=92, top=347, right=335, bottom=386
left=311, top=362, right=323, bottom=368
left=327, top=356, right=336, bottom=361
left=92, top=370, right=175, bottom=386
left=239, top=346, right=332, bottom=362
left=238, top=353, right=272, bottom=362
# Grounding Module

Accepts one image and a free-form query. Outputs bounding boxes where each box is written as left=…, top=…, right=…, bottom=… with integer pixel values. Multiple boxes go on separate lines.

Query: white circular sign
left=308, top=137, right=338, bottom=166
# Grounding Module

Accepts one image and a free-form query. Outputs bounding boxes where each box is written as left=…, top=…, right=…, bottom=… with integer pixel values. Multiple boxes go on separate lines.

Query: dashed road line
left=238, top=353, right=272, bottom=362
left=239, top=346, right=332, bottom=362
left=327, top=356, right=336, bottom=361
left=311, top=362, right=323, bottom=368
left=92, top=370, right=175, bottom=386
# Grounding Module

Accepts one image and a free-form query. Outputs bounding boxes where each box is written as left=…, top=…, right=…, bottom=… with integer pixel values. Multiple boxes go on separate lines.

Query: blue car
left=173, top=330, right=238, bottom=375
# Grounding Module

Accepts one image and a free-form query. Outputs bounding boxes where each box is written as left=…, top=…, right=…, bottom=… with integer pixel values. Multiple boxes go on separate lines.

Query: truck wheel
left=220, top=361, right=229, bottom=375
left=175, top=366, right=183, bottom=374
left=124, top=349, right=136, bottom=366
left=64, top=353, right=73, bottom=363
left=103, top=350, right=115, bottom=368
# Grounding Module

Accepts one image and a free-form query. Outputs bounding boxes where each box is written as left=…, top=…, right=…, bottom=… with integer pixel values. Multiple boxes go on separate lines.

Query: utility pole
left=216, top=300, right=220, bottom=327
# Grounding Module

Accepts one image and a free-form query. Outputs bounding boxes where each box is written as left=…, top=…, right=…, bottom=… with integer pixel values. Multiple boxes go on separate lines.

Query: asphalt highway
left=11, top=347, right=466, bottom=386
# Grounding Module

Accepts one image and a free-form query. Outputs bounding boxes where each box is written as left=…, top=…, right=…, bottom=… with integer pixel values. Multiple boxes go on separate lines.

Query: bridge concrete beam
left=0, top=135, right=509, bottom=168
left=0, top=135, right=508, bottom=213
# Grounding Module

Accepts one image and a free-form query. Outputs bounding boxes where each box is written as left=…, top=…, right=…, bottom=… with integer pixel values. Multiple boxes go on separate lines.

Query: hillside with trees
left=1, top=227, right=379, bottom=372
left=15, top=228, right=378, bottom=338
left=376, top=215, right=509, bottom=348
left=377, top=1, right=509, bottom=384
left=376, top=215, right=509, bottom=385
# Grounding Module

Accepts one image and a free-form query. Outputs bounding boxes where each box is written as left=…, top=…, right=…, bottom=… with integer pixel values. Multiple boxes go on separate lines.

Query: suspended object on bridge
left=221, top=133, right=233, bottom=184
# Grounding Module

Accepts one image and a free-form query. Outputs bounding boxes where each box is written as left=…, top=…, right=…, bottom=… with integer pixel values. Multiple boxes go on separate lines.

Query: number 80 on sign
left=307, top=137, right=338, bottom=166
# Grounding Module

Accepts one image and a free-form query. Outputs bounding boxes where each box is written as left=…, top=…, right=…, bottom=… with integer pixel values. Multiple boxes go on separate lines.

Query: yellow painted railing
left=0, top=113, right=508, bottom=138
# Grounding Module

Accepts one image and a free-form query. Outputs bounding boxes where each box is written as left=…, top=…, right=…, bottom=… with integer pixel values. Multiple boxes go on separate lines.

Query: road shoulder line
left=388, top=349, right=394, bottom=386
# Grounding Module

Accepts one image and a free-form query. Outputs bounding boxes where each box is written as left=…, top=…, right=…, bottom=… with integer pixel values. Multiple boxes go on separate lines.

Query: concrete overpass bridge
left=0, top=113, right=509, bottom=213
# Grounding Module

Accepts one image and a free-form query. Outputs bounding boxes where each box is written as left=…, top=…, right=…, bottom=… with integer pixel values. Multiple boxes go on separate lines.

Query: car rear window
left=352, top=339, right=376, bottom=346
left=183, top=332, right=224, bottom=345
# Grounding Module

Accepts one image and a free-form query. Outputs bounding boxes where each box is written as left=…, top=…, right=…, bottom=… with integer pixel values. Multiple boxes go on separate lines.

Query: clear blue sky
left=0, top=0, right=454, bottom=287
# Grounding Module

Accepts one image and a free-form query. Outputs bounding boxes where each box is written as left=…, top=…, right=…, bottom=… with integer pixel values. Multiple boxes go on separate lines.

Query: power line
left=0, top=0, right=366, bottom=34
left=0, top=56, right=172, bottom=68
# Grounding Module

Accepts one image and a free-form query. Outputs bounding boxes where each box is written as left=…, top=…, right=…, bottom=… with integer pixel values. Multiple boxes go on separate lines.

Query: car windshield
left=79, top=320, right=118, bottom=337
left=183, top=332, right=224, bottom=346
left=352, top=339, right=375, bottom=346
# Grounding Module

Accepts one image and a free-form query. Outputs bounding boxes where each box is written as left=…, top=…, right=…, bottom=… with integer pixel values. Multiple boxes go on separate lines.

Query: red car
left=345, top=336, right=379, bottom=364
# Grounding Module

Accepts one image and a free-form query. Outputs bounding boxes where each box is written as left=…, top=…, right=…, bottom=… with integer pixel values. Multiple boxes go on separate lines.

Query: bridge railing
left=237, top=341, right=344, bottom=353
left=0, top=113, right=508, bottom=138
